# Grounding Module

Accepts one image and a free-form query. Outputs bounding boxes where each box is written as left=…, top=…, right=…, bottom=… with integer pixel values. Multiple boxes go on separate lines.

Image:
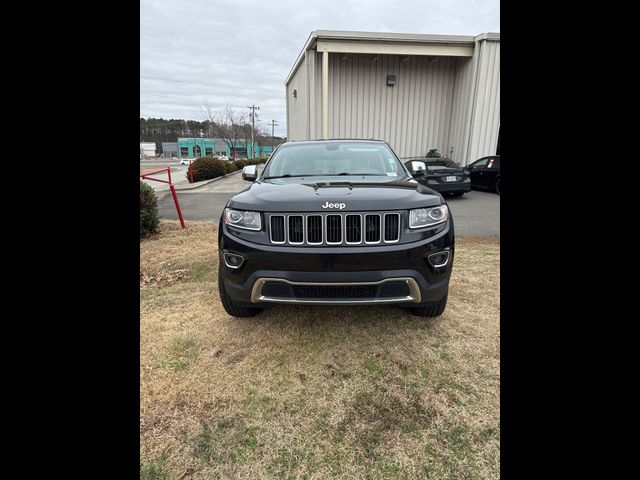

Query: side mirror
left=407, top=160, right=426, bottom=177
left=242, top=165, right=257, bottom=182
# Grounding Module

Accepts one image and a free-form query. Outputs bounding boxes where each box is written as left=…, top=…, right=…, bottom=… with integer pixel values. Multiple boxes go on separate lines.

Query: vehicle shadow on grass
left=225, top=303, right=445, bottom=348
left=211, top=303, right=452, bottom=386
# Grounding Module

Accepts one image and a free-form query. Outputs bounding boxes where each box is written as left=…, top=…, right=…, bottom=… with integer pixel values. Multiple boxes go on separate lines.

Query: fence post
left=140, top=166, right=186, bottom=229
left=170, top=184, right=186, bottom=229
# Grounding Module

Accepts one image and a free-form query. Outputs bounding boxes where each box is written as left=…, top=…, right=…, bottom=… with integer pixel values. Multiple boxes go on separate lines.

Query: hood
left=228, top=178, right=443, bottom=212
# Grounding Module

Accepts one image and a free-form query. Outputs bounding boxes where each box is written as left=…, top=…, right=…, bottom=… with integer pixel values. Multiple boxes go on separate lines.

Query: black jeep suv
left=218, top=140, right=454, bottom=318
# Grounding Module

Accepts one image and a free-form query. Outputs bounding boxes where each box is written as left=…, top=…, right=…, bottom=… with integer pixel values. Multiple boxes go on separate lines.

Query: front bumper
left=219, top=220, right=454, bottom=307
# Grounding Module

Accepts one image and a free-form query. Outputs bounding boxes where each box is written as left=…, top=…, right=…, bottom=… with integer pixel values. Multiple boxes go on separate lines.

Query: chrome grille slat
left=267, top=212, right=401, bottom=246
left=345, top=214, right=362, bottom=244
left=365, top=214, right=381, bottom=244
left=384, top=213, right=400, bottom=243
left=326, top=214, right=342, bottom=244
left=306, top=215, right=323, bottom=244
left=288, top=215, right=304, bottom=244
left=270, top=215, right=285, bottom=244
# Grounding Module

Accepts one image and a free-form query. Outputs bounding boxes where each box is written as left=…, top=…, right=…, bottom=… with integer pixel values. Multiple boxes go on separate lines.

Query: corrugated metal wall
left=286, top=59, right=307, bottom=141
left=325, top=53, right=455, bottom=158
left=161, top=142, right=178, bottom=156
left=466, top=40, right=500, bottom=163
left=447, top=57, right=474, bottom=165
left=313, top=52, right=323, bottom=139
left=285, top=38, right=499, bottom=163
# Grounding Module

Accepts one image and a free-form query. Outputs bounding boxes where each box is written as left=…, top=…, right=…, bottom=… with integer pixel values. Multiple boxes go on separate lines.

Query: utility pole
left=268, top=120, right=278, bottom=150
left=248, top=105, right=259, bottom=159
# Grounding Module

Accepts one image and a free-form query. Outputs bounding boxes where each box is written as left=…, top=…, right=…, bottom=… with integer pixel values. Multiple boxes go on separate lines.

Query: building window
left=193, top=145, right=202, bottom=157
left=180, top=147, right=189, bottom=157
left=205, top=147, right=214, bottom=156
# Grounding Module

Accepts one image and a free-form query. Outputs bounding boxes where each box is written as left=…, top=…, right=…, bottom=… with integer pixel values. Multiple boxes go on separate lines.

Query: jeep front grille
left=268, top=212, right=401, bottom=246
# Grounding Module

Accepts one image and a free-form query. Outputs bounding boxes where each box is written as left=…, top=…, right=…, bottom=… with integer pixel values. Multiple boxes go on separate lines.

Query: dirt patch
left=140, top=268, right=189, bottom=289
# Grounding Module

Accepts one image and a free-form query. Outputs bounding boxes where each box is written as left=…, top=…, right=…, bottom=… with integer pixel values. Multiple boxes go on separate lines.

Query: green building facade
left=177, top=138, right=274, bottom=159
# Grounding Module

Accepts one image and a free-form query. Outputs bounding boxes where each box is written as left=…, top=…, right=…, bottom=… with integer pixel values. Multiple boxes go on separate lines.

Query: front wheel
left=218, top=268, right=263, bottom=317
left=495, top=178, right=500, bottom=194
left=404, top=293, right=448, bottom=317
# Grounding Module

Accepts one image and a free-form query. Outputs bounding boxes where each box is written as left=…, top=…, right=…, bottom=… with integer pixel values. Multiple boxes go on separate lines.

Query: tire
left=405, top=293, right=448, bottom=317
left=218, top=268, right=263, bottom=317
left=495, top=178, right=500, bottom=194
left=450, top=192, right=464, bottom=198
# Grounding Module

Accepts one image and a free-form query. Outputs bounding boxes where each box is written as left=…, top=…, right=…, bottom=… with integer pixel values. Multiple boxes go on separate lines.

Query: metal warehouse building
left=161, top=142, right=178, bottom=157
left=285, top=30, right=500, bottom=166
left=140, top=142, right=156, bottom=159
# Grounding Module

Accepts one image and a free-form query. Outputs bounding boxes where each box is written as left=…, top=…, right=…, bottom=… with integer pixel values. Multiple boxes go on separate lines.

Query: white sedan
left=179, top=158, right=194, bottom=166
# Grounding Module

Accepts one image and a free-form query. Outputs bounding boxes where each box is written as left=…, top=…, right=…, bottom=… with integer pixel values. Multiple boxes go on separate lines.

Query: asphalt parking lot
left=156, top=170, right=499, bottom=236
left=445, top=189, right=500, bottom=236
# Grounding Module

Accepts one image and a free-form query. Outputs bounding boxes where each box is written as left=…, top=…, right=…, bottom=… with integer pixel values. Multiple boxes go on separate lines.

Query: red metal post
left=170, top=184, right=186, bottom=229
left=141, top=176, right=170, bottom=184
left=140, top=165, right=186, bottom=229
left=141, top=167, right=172, bottom=178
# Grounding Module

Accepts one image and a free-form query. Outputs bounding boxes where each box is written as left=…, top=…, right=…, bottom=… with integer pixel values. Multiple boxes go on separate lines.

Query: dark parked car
left=404, top=158, right=470, bottom=197
left=468, top=155, right=500, bottom=193
left=218, top=139, right=454, bottom=318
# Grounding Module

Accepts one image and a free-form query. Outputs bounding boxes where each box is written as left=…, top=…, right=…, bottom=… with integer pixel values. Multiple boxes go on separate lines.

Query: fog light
left=427, top=250, right=450, bottom=268
left=223, top=252, right=245, bottom=269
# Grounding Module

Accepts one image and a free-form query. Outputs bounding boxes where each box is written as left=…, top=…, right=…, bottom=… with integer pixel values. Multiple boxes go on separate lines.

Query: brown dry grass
left=140, top=220, right=500, bottom=480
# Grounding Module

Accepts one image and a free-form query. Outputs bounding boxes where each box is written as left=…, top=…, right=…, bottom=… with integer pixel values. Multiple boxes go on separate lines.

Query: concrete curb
left=174, top=169, right=242, bottom=191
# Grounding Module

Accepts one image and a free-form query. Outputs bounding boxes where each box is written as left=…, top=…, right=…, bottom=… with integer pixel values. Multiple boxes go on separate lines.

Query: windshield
left=262, top=142, right=407, bottom=181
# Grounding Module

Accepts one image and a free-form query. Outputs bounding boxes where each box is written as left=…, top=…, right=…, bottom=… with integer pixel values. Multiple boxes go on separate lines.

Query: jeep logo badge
left=322, top=202, right=346, bottom=210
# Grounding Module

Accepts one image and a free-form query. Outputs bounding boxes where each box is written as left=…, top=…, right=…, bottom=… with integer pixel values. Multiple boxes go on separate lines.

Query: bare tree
left=202, top=102, right=247, bottom=159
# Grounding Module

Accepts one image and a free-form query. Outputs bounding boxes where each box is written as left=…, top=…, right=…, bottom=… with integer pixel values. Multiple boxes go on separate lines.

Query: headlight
left=224, top=208, right=262, bottom=231
left=409, top=205, right=449, bottom=229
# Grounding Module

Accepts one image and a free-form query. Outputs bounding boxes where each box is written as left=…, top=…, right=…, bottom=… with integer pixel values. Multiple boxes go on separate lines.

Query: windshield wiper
left=335, top=172, right=387, bottom=176
left=264, top=173, right=387, bottom=179
left=263, top=174, right=322, bottom=179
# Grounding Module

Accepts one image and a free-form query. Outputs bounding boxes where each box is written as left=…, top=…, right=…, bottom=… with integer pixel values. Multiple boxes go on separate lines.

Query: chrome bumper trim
left=250, top=277, right=422, bottom=305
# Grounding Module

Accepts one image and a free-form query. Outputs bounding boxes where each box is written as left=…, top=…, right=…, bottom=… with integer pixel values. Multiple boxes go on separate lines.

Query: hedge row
left=186, top=156, right=267, bottom=183
left=140, top=181, right=160, bottom=237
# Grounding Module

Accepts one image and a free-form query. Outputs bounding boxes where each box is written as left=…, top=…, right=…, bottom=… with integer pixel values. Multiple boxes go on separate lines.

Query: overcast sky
left=140, top=0, right=499, bottom=137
